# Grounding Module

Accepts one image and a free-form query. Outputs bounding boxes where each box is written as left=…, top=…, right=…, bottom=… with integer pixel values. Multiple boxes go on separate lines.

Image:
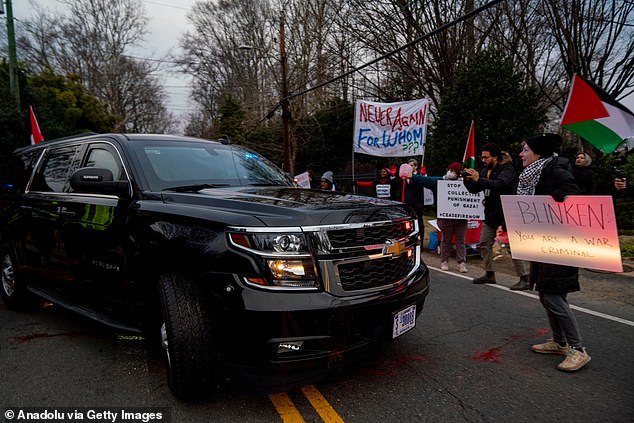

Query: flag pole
left=462, top=120, right=476, bottom=169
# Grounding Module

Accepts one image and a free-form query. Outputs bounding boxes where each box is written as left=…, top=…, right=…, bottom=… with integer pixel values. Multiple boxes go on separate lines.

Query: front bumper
left=213, top=264, right=429, bottom=387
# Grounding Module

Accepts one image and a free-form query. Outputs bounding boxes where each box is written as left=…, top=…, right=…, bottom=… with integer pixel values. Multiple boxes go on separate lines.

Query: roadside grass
left=620, top=235, right=634, bottom=258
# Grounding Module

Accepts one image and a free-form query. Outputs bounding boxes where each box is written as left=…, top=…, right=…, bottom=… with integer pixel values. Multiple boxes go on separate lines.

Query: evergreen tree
left=214, top=94, right=246, bottom=144
left=427, top=49, right=546, bottom=174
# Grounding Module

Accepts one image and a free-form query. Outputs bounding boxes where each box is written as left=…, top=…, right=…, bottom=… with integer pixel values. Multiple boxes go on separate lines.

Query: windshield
left=129, top=139, right=293, bottom=191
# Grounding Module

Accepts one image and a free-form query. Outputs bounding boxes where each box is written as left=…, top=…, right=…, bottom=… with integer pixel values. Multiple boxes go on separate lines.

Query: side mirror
left=70, top=167, right=130, bottom=198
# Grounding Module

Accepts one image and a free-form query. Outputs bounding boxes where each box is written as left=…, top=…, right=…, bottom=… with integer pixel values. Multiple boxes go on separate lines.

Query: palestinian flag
left=560, top=74, right=634, bottom=154
left=462, top=121, right=476, bottom=168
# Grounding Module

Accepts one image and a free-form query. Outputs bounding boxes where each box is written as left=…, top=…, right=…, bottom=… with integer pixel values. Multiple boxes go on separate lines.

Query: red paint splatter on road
left=12, top=331, right=87, bottom=344
left=468, top=348, right=502, bottom=363
left=13, top=333, right=55, bottom=343
left=535, top=327, right=551, bottom=337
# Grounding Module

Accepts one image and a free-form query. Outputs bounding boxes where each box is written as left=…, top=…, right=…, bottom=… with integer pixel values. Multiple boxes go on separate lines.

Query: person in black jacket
left=571, top=151, right=594, bottom=194
left=518, top=133, right=590, bottom=372
left=463, top=143, right=529, bottom=285
left=391, top=158, right=426, bottom=238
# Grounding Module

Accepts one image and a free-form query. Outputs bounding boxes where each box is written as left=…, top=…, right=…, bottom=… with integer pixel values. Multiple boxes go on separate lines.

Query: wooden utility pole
left=280, top=15, right=292, bottom=174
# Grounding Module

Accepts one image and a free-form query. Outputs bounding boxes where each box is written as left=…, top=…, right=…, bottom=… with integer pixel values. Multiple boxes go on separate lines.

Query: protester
left=517, top=133, right=589, bottom=372
left=355, top=168, right=392, bottom=198
left=571, top=151, right=594, bottom=194
left=391, top=158, right=426, bottom=237
left=410, top=162, right=468, bottom=273
left=463, top=143, right=529, bottom=286
left=321, top=171, right=335, bottom=191
left=498, top=151, right=532, bottom=290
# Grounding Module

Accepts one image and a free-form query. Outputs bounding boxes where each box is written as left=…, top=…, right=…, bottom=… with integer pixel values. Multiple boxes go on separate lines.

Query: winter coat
left=530, top=156, right=582, bottom=294
left=571, top=165, right=594, bottom=194
left=463, top=161, right=517, bottom=228
left=390, top=176, right=425, bottom=207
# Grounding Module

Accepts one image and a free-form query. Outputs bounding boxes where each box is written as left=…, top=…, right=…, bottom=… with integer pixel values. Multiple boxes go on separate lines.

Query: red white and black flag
left=29, top=105, right=44, bottom=145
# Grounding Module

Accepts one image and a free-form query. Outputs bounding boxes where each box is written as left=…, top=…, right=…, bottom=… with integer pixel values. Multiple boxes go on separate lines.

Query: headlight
left=229, top=230, right=318, bottom=290
left=229, top=231, right=308, bottom=255
left=256, top=234, right=305, bottom=253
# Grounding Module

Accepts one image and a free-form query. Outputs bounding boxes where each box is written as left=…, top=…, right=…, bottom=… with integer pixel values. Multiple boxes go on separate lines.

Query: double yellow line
left=269, top=385, right=344, bottom=423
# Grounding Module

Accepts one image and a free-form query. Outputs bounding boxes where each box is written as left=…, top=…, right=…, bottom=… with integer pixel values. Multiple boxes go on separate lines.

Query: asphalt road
left=1, top=254, right=633, bottom=422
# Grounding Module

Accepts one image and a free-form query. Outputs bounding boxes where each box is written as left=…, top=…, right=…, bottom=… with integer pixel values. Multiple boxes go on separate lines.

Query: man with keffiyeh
left=463, top=143, right=530, bottom=287
left=517, top=133, right=590, bottom=372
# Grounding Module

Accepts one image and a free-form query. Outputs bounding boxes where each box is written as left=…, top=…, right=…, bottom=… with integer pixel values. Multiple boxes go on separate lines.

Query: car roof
left=13, top=133, right=222, bottom=155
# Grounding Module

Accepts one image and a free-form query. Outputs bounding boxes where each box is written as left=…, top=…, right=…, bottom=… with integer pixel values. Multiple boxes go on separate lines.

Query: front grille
left=337, top=253, right=416, bottom=291
left=328, top=221, right=411, bottom=248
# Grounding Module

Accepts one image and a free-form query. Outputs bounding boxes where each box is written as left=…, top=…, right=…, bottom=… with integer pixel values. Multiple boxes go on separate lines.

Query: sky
left=10, top=0, right=200, bottom=118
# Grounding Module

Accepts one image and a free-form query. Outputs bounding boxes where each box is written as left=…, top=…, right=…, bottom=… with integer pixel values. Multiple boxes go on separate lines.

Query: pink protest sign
left=501, top=195, right=622, bottom=272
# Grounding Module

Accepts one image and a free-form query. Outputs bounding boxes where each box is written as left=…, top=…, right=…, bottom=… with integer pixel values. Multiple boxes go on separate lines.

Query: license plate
left=392, top=304, right=416, bottom=339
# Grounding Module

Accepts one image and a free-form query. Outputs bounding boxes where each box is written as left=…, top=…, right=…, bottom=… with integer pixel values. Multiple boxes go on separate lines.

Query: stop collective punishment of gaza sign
left=501, top=195, right=622, bottom=272
left=436, top=180, right=484, bottom=220
left=353, top=99, right=429, bottom=157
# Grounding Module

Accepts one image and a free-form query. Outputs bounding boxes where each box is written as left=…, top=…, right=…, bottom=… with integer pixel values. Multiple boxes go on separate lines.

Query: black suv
left=0, top=133, right=429, bottom=400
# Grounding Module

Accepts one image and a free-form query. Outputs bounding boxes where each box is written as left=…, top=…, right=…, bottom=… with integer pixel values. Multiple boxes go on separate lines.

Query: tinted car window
left=129, top=140, right=292, bottom=191
left=85, top=146, right=123, bottom=180
left=30, top=145, right=81, bottom=193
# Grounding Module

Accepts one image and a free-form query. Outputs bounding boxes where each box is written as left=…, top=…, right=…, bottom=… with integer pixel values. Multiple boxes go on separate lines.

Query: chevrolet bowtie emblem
left=383, top=240, right=406, bottom=257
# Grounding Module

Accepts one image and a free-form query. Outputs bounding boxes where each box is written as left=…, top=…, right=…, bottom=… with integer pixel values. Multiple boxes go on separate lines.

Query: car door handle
left=58, top=207, right=76, bottom=217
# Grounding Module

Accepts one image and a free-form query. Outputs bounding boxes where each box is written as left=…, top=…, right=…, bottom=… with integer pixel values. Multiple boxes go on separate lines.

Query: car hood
left=154, top=186, right=414, bottom=227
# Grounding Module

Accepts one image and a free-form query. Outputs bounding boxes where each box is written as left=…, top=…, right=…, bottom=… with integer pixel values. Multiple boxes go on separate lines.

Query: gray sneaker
left=557, top=348, right=591, bottom=372
left=531, top=339, right=570, bottom=355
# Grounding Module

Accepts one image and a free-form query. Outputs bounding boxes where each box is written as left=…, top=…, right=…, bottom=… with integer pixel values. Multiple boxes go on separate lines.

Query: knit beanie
left=447, top=162, right=463, bottom=173
left=525, top=133, right=562, bottom=157
left=321, top=171, right=334, bottom=183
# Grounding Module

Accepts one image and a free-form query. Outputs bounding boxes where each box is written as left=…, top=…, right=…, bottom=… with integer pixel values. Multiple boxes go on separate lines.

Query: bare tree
left=542, top=0, right=633, bottom=105
left=17, top=0, right=175, bottom=132
left=339, top=0, right=505, bottom=111
left=483, top=0, right=633, bottom=131
left=179, top=0, right=278, bottom=128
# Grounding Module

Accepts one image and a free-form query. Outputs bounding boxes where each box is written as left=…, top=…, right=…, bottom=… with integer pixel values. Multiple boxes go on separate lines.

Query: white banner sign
left=294, top=171, right=311, bottom=188
left=424, top=188, right=434, bottom=206
left=500, top=195, right=622, bottom=272
left=353, top=99, right=429, bottom=157
left=437, top=180, right=484, bottom=220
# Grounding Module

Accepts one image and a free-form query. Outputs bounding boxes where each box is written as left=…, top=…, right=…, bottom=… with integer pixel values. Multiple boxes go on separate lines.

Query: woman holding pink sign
left=517, top=133, right=590, bottom=373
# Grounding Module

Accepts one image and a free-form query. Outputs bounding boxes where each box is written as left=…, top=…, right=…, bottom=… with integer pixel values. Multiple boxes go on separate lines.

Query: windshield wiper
left=247, top=182, right=287, bottom=186
left=163, top=183, right=230, bottom=192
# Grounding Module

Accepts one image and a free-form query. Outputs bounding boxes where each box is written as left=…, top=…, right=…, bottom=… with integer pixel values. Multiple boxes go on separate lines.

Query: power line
left=254, top=0, right=503, bottom=127
left=289, top=0, right=504, bottom=102
left=144, top=1, right=192, bottom=11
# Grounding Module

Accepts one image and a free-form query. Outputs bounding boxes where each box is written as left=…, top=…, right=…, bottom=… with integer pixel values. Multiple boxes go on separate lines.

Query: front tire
left=0, top=243, right=30, bottom=310
left=158, top=273, right=216, bottom=401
